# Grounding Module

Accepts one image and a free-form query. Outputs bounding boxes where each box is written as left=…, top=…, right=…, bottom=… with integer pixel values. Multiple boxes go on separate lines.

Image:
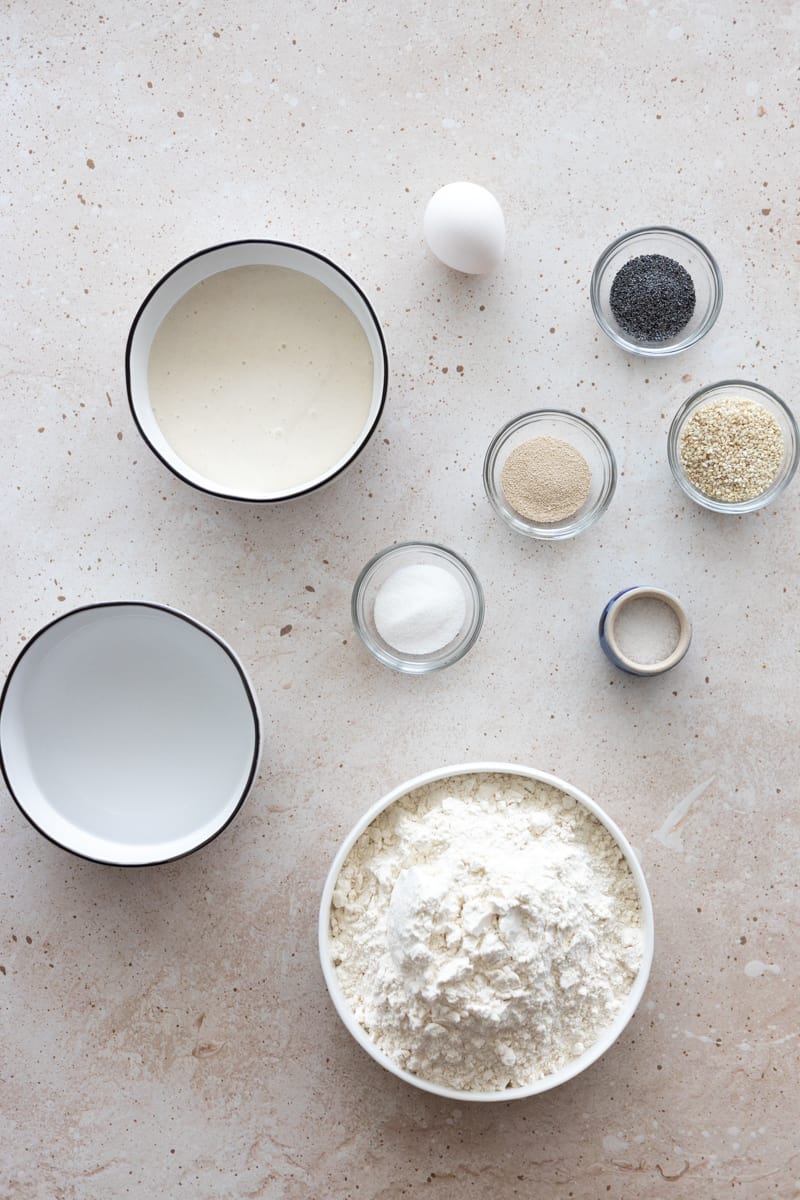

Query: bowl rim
left=590, top=224, right=723, bottom=357
left=351, top=541, right=485, bottom=673
left=318, top=760, right=655, bottom=1102
left=483, top=409, right=618, bottom=540
left=0, top=600, right=262, bottom=867
left=667, top=378, right=800, bottom=513
left=125, top=238, right=389, bottom=503
left=600, top=586, right=692, bottom=676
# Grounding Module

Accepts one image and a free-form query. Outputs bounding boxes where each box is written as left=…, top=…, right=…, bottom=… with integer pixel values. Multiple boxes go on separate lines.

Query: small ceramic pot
left=599, top=587, right=691, bottom=677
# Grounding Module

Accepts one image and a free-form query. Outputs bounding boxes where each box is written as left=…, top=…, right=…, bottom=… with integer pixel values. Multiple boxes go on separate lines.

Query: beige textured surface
left=1, top=2, right=798, bottom=1197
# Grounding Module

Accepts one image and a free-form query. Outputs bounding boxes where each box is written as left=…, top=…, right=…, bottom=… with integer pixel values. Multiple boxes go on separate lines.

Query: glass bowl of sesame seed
left=590, top=226, right=723, bottom=357
left=667, top=380, right=799, bottom=513
left=483, top=410, right=617, bottom=539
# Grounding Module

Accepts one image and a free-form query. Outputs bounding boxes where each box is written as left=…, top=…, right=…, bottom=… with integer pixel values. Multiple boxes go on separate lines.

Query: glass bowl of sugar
left=483, top=410, right=617, bottom=540
left=599, top=587, right=691, bottom=676
left=351, top=542, right=484, bottom=673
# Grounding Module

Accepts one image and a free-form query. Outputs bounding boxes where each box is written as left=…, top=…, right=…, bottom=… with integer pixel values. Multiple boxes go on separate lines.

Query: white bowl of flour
left=319, top=763, right=654, bottom=1101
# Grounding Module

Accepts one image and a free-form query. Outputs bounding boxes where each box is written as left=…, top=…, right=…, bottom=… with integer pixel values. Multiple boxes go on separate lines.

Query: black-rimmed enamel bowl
left=126, top=240, right=388, bottom=502
left=0, top=603, right=261, bottom=866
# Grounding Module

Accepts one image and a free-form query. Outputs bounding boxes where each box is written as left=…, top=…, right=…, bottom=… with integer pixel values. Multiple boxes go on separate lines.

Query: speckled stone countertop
left=2, top=2, right=798, bottom=1197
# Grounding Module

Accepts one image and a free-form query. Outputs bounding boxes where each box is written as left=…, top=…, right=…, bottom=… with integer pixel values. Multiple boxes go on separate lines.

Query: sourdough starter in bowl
left=127, top=240, right=388, bottom=502
left=148, top=265, right=373, bottom=495
left=329, top=772, right=644, bottom=1093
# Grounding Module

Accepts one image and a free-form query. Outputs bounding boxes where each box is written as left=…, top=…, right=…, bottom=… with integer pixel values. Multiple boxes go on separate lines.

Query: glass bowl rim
left=351, top=541, right=485, bottom=672
left=483, top=408, right=618, bottom=539
left=590, top=225, right=723, bottom=357
left=667, top=378, right=800, bottom=513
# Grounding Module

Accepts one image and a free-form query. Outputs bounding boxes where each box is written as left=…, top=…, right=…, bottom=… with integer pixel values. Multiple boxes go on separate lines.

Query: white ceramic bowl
left=319, top=762, right=654, bottom=1102
left=126, top=239, right=388, bottom=502
left=0, top=603, right=261, bottom=865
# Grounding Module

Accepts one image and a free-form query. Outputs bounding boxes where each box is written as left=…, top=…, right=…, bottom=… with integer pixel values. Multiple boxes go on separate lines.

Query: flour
left=329, top=773, right=643, bottom=1092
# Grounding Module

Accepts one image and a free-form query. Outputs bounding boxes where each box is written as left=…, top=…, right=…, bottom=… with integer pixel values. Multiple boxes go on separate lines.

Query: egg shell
left=423, top=181, right=506, bottom=275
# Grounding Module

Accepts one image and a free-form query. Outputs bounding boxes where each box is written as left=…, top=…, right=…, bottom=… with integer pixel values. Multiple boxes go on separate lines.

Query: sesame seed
left=679, top=397, right=783, bottom=502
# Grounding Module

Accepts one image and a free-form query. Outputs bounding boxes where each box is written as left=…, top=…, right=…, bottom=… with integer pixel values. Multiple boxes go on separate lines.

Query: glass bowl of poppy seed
left=590, top=226, right=722, bottom=357
left=483, top=410, right=617, bottom=540
left=667, top=379, right=799, bottom=514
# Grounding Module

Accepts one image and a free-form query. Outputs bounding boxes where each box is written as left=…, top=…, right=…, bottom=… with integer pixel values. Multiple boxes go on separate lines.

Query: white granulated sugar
left=329, top=773, right=643, bottom=1092
left=373, top=563, right=466, bottom=655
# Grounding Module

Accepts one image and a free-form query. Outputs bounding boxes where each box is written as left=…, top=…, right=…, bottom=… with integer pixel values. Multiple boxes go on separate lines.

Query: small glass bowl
left=483, top=410, right=617, bottom=540
left=351, top=542, right=484, bottom=674
left=667, top=379, right=799, bottom=514
left=590, top=226, right=722, bottom=357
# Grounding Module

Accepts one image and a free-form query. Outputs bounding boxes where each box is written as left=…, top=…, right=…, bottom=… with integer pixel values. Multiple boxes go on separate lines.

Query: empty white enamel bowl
left=126, top=239, right=388, bottom=502
left=0, top=603, right=261, bottom=865
left=319, top=762, right=654, bottom=1102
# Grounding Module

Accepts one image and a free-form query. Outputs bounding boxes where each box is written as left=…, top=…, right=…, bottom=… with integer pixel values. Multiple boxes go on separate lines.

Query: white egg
left=423, top=181, right=506, bottom=275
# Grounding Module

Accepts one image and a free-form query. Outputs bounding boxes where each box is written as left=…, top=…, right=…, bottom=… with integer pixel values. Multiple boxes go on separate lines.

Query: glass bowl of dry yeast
left=484, top=410, right=617, bottom=540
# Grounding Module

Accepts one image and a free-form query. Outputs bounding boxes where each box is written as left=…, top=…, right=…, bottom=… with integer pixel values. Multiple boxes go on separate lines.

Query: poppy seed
left=609, top=253, right=695, bottom=342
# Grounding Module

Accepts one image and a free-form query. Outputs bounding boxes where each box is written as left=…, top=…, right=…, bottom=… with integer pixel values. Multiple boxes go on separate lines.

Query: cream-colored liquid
left=148, top=265, right=374, bottom=493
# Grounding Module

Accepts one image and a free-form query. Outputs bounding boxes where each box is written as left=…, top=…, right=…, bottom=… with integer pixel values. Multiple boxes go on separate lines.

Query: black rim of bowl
left=0, top=601, right=262, bottom=867
left=125, top=239, right=389, bottom=503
